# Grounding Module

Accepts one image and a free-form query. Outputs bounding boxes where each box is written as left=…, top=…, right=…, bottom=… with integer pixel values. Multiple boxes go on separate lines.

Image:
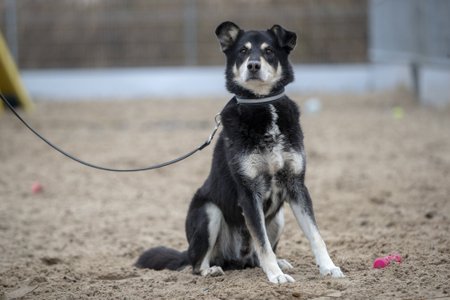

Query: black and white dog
left=136, top=22, right=344, bottom=284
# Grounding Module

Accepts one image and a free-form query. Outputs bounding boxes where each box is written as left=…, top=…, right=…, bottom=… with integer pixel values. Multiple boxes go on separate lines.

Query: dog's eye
left=265, top=48, right=274, bottom=55
left=240, top=47, right=248, bottom=54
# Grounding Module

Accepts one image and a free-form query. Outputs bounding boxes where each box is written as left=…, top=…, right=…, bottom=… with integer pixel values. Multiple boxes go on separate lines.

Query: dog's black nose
left=247, top=61, right=261, bottom=73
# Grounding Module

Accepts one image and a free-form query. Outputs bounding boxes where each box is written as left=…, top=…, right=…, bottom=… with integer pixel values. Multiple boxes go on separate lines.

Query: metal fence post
left=5, top=0, right=19, bottom=65
left=183, top=0, right=198, bottom=66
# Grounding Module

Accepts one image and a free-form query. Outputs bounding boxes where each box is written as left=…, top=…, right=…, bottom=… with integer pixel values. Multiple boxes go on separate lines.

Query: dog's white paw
left=268, top=273, right=295, bottom=284
left=200, top=266, right=225, bottom=277
left=319, top=265, right=345, bottom=278
left=277, top=259, right=294, bottom=271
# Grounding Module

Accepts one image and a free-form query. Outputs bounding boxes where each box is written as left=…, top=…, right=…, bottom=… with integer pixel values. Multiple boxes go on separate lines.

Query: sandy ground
left=1, top=91, right=450, bottom=300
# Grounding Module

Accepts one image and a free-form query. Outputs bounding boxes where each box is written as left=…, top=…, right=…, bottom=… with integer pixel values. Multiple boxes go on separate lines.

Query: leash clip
left=200, top=113, right=221, bottom=150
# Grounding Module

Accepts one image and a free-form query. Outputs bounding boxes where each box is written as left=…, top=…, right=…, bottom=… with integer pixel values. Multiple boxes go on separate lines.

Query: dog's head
left=215, top=21, right=297, bottom=97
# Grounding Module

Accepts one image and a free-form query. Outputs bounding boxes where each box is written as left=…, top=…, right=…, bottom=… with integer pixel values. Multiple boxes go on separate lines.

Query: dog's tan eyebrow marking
left=261, top=42, right=269, bottom=50
left=245, top=42, right=252, bottom=49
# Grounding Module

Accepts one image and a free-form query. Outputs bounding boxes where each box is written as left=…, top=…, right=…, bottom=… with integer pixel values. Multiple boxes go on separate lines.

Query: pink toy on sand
left=31, top=181, right=43, bottom=194
left=373, top=253, right=402, bottom=269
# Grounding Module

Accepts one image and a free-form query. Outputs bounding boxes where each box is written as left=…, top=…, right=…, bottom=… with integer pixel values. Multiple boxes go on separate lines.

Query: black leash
left=1, top=91, right=221, bottom=172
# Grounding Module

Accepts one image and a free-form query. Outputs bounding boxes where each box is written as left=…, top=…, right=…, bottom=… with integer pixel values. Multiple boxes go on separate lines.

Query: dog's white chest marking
left=239, top=105, right=304, bottom=180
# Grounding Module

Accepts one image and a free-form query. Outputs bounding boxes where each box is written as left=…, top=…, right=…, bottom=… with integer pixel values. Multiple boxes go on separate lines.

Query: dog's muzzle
left=247, top=60, right=261, bottom=73
left=246, top=60, right=262, bottom=81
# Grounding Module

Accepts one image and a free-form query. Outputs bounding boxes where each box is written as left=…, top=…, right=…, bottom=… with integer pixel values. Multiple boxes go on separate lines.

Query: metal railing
left=1, top=0, right=368, bottom=69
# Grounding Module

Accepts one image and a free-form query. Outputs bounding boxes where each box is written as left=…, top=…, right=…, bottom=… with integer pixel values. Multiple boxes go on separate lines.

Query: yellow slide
left=0, top=32, right=33, bottom=113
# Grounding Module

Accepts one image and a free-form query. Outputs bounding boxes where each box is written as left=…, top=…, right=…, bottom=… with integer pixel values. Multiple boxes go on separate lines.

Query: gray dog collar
left=235, top=90, right=286, bottom=105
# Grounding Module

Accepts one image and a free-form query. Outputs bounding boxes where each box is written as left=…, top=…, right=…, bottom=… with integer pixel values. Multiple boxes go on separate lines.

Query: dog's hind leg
left=288, top=184, right=344, bottom=278
left=199, top=203, right=225, bottom=277
left=186, top=201, right=224, bottom=277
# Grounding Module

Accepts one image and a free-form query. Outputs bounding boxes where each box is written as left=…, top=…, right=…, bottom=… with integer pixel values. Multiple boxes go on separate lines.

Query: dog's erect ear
left=269, top=25, right=297, bottom=52
left=215, top=21, right=241, bottom=52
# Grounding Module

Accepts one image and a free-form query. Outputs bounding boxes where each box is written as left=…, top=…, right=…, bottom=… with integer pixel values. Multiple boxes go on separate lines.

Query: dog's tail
left=135, top=246, right=189, bottom=271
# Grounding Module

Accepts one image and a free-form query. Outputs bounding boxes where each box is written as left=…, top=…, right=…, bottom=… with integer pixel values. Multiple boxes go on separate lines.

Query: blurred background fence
left=0, top=0, right=449, bottom=105
left=0, top=0, right=367, bottom=68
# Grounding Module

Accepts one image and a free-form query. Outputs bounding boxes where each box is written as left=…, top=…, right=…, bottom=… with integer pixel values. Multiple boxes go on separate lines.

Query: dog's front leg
left=288, top=184, right=344, bottom=278
left=239, top=190, right=295, bottom=284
